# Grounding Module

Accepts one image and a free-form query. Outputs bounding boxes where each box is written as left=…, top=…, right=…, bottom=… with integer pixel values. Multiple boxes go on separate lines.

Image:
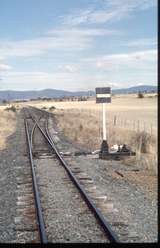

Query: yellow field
left=0, top=94, right=157, bottom=172
left=24, top=94, right=157, bottom=134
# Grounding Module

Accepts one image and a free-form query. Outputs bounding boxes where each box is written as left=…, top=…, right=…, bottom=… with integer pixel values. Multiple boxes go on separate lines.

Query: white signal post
left=95, top=87, right=111, bottom=158
left=102, top=103, right=106, bottom=141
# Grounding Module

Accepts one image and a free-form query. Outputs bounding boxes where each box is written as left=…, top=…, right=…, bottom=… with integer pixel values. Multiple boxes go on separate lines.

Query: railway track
left=22, top=107, right=119, bottom=243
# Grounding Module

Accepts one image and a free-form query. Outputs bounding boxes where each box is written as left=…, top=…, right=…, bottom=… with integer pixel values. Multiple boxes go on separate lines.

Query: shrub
left=42, top=106, right=47, bottom=110
left=2, top=100, right=8, bottom=104
left=131, top=131, right=154, bottom=153
left=79, top=124, right=83, bottom=131
left=137, top=92, right=144, bottom=98
left=49, top=106, right=56, bottom=111
left=5, top=105, right=17, bottom=112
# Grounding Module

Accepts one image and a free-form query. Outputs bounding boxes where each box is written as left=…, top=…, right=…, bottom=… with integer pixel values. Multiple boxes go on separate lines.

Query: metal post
left=150, top=124, right=153, bottom=136
left=102, top=103, right=106, bottom=140
left=100, top=103, right=109, bottom=158
left=137, top=120, right=140, bottom=132
left=114, top=115, right=116, bottom=126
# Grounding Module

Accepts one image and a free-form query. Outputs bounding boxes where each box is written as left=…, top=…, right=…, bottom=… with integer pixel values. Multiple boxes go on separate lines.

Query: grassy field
left=25, top=94, right=157, bottom=134
left=23, top=94, right=157, bottom=173
left=0, top=93, right=157, bottom=172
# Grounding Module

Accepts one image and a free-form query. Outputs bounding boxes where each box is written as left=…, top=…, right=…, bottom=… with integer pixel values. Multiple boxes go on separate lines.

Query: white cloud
left=95, top=50, right=157, bottom=70
left=2, top=49, right=156, bottom=90
left=106, top=0, right=156, bottom=10
left=61, top=9, right=94, bottom=26
left=57, top=64, right=78, bottom=73
left=62, top=0, right=156, bottom=25
left=47, top=27, right=119, bottom=37
left=62, top=8, right=122, bottom=25
left=0, top=36, right=90, bottom=58
left=127, top=38, right=157, bottom=47
left=0, top=27, right=119, bottom=59
left=1, top=70, right=121, bottom=90
left=0, top=62, right=11, bottom=71
left=135, top=83, right=143, bottom=86
left=3, top=62, right=156, bottom=91
left=2, top=70, right=84, bottom=90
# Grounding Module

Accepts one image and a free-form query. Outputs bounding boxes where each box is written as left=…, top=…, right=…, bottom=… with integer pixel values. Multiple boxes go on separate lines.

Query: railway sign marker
left=96, top=87, right=111, bottom=103
left=95, top=87, right=136, bottom=160
left=95, top=87, right=111, bottom=158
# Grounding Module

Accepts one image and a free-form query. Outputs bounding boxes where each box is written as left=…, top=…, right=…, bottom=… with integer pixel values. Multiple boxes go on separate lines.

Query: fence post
left=150, top=124, right=153, bottom=136
left=138, top=134, right=142, bottom=160
left=124, top=119, right=126, bottom=127
left=121, top=118, right=122, bottom=127
left=133, top=120, right=135, bottom=130
left=137, top=120, right=140, bottom=132
left=143, top=122, right=146, bottom=132
left=114, top=115, right=117, bottom=126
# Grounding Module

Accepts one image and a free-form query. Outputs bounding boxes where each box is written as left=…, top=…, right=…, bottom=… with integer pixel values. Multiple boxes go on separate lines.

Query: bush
left=42, top=106, right=47, bottom=110
left=5, top=105, right=17, bottom=112
left=79, top=124, right=83, bottom=131
left=2, top=100, right=8, bottom=104
left=49, top=106, right=56, bottom=111
left=131, top=131, right=153, bottom=153
left=137, top=92, right=144, bottom=98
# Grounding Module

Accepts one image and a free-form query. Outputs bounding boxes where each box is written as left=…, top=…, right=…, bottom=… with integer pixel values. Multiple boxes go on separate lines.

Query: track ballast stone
left=48, top=114, right=157, bottom=243
left=35, top=157, right=108, bottom=243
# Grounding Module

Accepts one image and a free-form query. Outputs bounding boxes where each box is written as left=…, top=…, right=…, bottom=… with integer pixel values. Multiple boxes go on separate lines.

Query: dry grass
left=24, top=94, right=157, bottom=173
left=0, top=109, right=17, bottom=150
left=54, top=108, right=157, bottom=174
left=55, top=109, right=101, bottom=150
left=25, top=94, right=157, bottom=135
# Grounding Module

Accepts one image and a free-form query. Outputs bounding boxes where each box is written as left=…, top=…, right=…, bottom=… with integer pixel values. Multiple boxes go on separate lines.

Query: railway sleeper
left=112, top=222, right=129, bottom=227
left=76, top=176, right=93, bottom=180
left=16, top=190, right=33, bottom=196
left=17, top=207, right=36, bottom=216
left=17, top=195, right=35, bottom=202
left=15, top=224, right=38, bottom=232
left=16, top=199, right=35, bottom=206
left=17, top=178, right=33, bottom=185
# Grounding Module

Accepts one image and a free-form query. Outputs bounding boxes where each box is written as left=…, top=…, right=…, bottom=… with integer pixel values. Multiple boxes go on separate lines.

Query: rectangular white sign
left=96, top=87, right=111, bottom=103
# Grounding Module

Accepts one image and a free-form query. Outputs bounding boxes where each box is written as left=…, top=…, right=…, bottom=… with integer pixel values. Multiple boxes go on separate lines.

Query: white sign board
left=96, top=87, right=111, bottom=103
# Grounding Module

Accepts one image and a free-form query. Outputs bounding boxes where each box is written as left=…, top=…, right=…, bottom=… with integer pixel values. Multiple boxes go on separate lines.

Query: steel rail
left=31, top=114, right=119, bottom=243
left=30, top=116, right=43, bottom=149
left=24, top=119, right=48, bottom=244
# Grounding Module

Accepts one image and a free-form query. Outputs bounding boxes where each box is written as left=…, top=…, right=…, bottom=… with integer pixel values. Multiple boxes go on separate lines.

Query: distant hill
left=0, top=85, right=157, bottom=101
left=0, top=88, right=94, bottom=101
left=112, top=85, right=157, bottom=94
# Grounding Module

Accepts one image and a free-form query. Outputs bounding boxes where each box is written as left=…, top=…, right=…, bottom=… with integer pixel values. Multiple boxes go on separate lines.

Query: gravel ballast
left=0, top=108, right=157, bottom=243
left=0, top=110, right=33, bottom=242
left=48, top=115, right=158, bottom=243
left=35, top=157, right=108, bottom=243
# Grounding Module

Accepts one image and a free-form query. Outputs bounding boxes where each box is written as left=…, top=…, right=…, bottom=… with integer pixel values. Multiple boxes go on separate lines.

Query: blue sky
left=0, top=0, right=157, bottom=91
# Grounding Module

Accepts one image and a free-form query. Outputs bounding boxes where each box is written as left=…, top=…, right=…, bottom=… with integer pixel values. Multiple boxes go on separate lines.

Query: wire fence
left=82, top=109, right=156, bottom=137
left=107, top=115, right=155, bottom=136
left=63, top=108, right=156, bottom=137
left=112, top=115, right=154, bottom=135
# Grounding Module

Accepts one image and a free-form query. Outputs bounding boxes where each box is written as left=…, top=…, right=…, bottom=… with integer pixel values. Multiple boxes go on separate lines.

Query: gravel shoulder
left=0, top=110, right=29, bottom=242
left=48, top=115, right=158, bottom=243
